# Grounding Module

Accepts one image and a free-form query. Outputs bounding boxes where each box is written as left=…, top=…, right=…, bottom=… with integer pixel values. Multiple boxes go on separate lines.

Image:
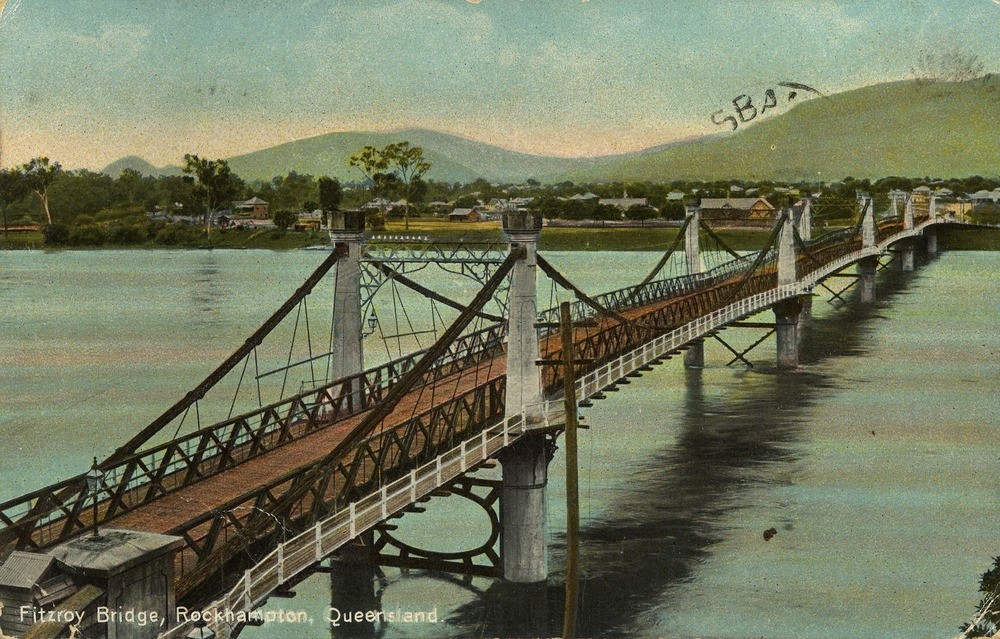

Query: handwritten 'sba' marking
left=711, top=81, right=826, bottom=130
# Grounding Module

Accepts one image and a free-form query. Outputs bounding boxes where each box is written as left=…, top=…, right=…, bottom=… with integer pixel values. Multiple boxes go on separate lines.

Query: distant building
left=598, top=196, right=648, bottom=210
left=296, top=209, right=324, bottom=231
left=666, top=191, right=686, bottom=201
left=233, top=197, right=269, bottom=219
left=969, top=189, right=1000, bottom=205
left=449, top=208, right=480, bottom=222
left=568, top=192, right=599, bottom=201
left=698, top=197, right=776, bottom=228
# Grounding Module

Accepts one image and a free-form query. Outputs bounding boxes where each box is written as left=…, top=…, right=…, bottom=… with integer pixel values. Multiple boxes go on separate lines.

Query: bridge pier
left=329, top=210, right=366, bottom=403
left=900, top=241, right=916, bottom=272
left=500, top=211, right=550, bottom=584
left=925, top=228, right=938, bottom=256
left=328, top=533, right=377, bottom=639
left=773, top=298, right=803, bottom=369
left=774, top=211, right=801, bottom=369
left=683, top=205, right=705, bottom=368
left=857, top=256, right=878, bottom=304
left=498, top=434, right=554, bottom=583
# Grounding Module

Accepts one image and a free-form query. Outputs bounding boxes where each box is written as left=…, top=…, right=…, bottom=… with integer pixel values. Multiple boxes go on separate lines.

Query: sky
left=0, top=0, right=998, bottom=170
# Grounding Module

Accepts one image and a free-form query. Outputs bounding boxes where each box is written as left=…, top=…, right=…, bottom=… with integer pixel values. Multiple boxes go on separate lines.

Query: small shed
left=0, top=551, right=78, bottom=637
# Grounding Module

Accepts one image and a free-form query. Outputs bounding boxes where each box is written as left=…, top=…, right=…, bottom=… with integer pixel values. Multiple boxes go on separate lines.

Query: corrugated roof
left=0, top=551, right=54, bottom=589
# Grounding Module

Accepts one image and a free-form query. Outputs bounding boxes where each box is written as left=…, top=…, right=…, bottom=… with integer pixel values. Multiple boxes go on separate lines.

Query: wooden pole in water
left=560, top=301, right=580, bottom=639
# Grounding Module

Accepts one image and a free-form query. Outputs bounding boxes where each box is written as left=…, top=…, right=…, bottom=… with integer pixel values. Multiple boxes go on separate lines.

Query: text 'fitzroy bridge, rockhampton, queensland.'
left=0, top=194, right=982, bottom=639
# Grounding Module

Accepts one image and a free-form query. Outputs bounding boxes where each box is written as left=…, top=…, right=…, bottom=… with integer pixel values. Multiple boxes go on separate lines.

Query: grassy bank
left=937, top=226, right=1000, bottom=250
left=3, top=221, right=997, bottom=251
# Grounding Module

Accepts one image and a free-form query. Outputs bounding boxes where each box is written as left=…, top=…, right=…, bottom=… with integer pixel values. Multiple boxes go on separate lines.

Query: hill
left=224, top=128, right=592, bottom=184
left=573, top=77, right=1000, bottom=182
left=101, top=156, right=182, bottom=178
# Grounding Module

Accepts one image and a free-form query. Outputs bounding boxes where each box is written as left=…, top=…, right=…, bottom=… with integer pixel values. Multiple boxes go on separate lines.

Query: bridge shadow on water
left=444, top=264, right=925, bottom=638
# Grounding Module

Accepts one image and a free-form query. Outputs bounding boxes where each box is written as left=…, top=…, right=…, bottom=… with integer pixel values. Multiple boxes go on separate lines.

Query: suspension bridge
left=0, top=194, right=979, bottom=639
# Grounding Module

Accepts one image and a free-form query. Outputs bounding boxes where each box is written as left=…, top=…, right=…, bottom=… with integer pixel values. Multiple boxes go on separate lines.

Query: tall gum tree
left=21, top=157, right=61, bottom=225
left=182, top=154, right=241, bottom=235
left=384, top=142, right=431, bottom=231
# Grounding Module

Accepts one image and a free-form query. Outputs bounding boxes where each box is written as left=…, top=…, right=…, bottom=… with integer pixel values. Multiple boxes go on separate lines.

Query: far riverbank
left=1, top=221, right=997, bottom=252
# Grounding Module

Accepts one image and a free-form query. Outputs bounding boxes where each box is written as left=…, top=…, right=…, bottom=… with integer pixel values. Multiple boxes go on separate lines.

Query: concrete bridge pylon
left=775, top=209, right=802, bottom=369
left=683, top=205, right=705, bottom=368
left=500, top=211, right=549, bottom=584
left=328, top=210, right=366, bottom=402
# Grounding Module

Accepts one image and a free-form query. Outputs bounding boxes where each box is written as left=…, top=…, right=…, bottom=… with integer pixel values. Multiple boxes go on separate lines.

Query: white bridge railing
left=159, top=218, right=954, bottom=639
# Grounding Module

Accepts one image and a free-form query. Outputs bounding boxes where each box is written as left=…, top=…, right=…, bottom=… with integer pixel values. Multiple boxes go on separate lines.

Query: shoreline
left=2, top=224, right=997, bottom=252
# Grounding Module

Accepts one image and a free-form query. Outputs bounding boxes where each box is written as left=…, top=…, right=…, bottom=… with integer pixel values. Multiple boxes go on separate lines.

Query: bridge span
left=0, top=196, right=976, bottom=639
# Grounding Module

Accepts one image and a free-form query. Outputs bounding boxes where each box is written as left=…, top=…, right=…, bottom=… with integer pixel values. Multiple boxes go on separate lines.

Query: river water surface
left=1, top=248, right=997, bottom=639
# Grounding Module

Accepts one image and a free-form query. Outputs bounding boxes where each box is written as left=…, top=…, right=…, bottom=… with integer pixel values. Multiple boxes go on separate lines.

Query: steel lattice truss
left=360, top=240, right=512, bottom=319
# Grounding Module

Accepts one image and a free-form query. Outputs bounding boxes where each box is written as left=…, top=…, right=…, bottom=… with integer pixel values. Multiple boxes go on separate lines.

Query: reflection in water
left=187, top=253, right=227, bottom=329
left=451, top=266, right=920, bottom=637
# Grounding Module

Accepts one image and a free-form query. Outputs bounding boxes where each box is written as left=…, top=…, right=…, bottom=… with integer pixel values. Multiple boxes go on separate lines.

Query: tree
left=0, top=168, right=27, bottom=236
left=268, top=171, right=317, bottom=211
left=182, top=154, right=241, bottom=234
left=384, top=142, right=431, bottom=230
left=272, top=209, right=297, bottom=230
left=318, top=176, right=343, bottom=213
left=348, top=146, right=390, bottom=229
left=660, top=201, right=686, bottom=220
left=624, top=204, right=659, bottom=221
left=22, top=157, right=62, bottom=225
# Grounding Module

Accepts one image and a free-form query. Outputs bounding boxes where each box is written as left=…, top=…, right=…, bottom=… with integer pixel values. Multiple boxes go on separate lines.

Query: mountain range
left=100, top=77, right=1000, bottom=184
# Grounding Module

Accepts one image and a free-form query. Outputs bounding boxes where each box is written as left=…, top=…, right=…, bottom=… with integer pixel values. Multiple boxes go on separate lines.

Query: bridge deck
left=109, top=357, right=506, bottom=534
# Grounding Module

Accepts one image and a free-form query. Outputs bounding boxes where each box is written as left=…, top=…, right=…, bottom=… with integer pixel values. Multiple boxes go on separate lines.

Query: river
left=0, top=247, right=997, bottom=639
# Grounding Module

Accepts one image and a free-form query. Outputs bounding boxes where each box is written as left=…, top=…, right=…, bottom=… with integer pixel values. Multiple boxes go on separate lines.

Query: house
left=698, top=197, right=777, bottom=228
left=233, top=196, right=269, bottom=219
left=569, top=192, right=600, bottom=201
left=666, top=191, right=686, bottom=202
left=296, top=209, right=324, bottom=231
left=969, top=189, right=1000, bottom=205
left=449, top=207, right=480, bottom=222
left=598, top=196, right=648, bottom=210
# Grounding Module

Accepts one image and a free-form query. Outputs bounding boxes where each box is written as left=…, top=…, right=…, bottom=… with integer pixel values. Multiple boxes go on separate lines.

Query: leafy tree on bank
left=348, top=145, right=390, bottom=229
left=624, top=204, right=659, bottom=221
left=0, top=168, right=28, bottom=236
left=318, top=176, right=343, bottom=213
left=182, top=154, right=242, bottom=234
left=262, top=171, right=318, bottom=212
left=272, top=209, right=297, bottom=230
left=661, top=201, right=686, bottom=220
left=22, top=157, right=62, bottom=225
left=383, top=142, right=431, bottom=231
left=48, top=170, right=115, bottom=221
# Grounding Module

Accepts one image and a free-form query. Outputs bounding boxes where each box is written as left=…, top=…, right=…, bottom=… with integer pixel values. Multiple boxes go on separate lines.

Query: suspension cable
left=107, top=243, right=348, bottom=463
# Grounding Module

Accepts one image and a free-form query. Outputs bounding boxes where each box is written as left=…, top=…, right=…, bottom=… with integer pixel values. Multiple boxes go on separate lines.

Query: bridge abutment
left=500, top=211, right=549, bottom=584
left=0, top=530, right=184, bottom=639
left=329, top=211, right=366, bottom=404
left=684, top=205, right=705, bottom=368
